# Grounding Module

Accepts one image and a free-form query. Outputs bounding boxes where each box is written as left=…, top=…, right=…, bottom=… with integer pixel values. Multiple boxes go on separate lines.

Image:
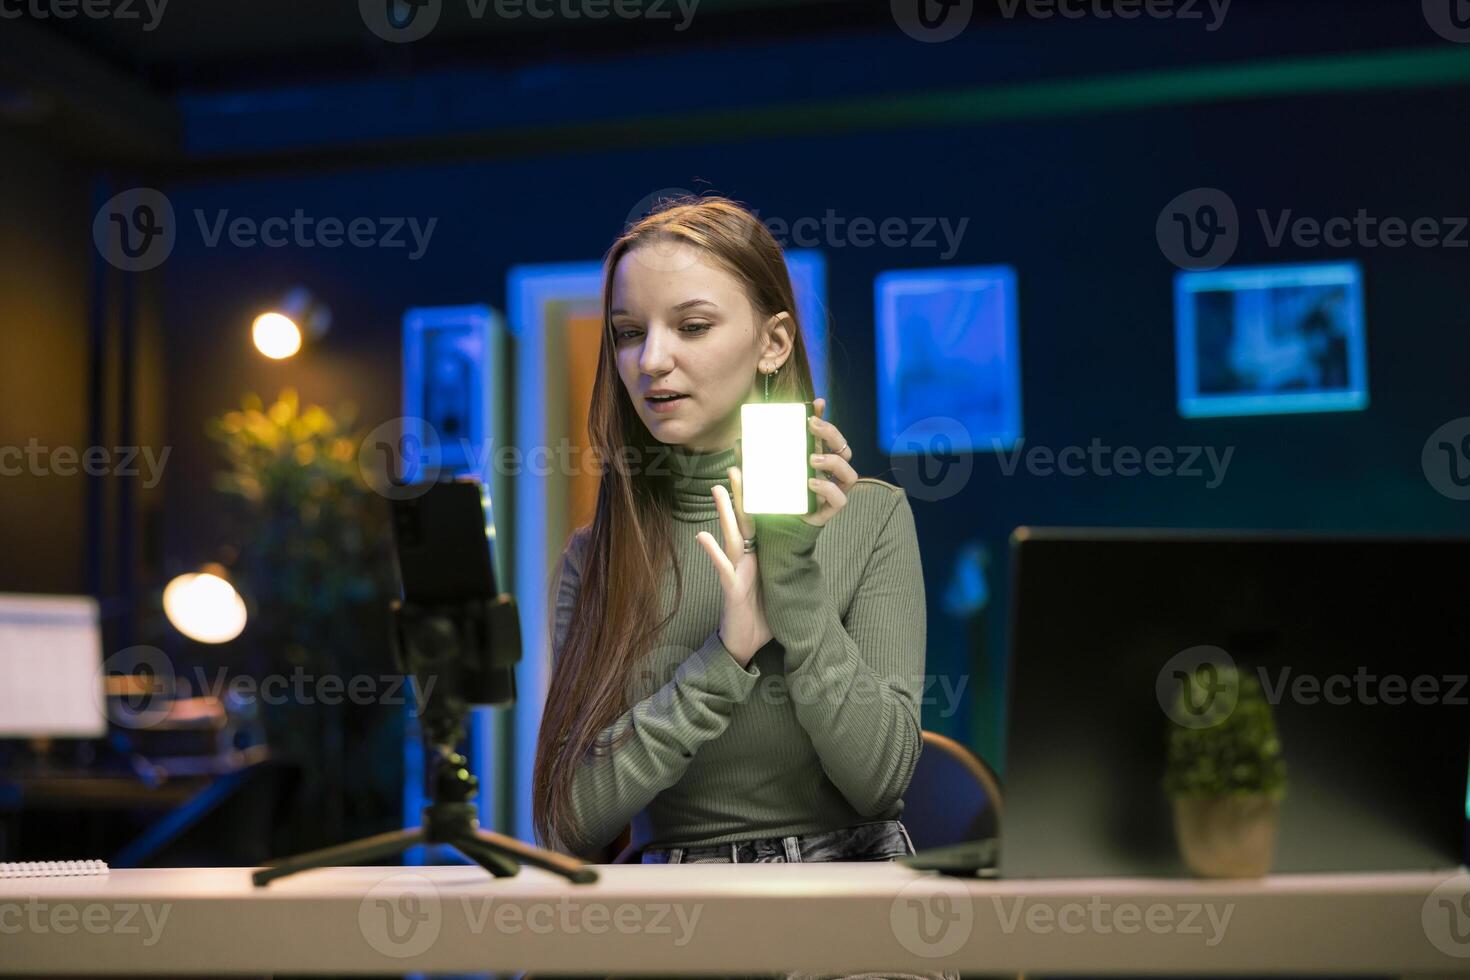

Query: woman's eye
left=613, top=323, right=707, bottom=341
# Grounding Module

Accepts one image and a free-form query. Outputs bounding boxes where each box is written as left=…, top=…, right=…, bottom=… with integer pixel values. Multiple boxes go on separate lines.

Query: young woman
left=532, top=195, right=929, bottom=868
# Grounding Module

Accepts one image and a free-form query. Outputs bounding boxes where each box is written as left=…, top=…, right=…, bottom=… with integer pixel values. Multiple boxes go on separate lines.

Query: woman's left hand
left=804, top=397, right=858, bottom=528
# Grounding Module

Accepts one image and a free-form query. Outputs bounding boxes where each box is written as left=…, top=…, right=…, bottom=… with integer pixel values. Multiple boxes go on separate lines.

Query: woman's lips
left=645, top=394, right=689, bottom=414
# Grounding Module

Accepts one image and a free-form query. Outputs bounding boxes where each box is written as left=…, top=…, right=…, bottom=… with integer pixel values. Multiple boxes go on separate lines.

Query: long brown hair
left=532, top=195, right=817, bottom=853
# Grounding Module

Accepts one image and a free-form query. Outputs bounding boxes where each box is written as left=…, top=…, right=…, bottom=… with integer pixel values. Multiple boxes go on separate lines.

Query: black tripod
left=252, top=594, right=597, bottom=887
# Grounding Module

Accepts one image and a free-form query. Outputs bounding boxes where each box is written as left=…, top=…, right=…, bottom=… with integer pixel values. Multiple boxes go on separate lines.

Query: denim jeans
left=640, top=818, right=917, bottom=864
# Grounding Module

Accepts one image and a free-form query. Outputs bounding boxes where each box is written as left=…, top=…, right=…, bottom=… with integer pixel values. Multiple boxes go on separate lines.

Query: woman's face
left=610, top=238, right=783, bottom=453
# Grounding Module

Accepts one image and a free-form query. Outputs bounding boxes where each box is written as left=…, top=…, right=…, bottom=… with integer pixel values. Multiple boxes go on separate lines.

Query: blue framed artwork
left=1175, top=262, right=1368, bottom=418
left=402, top=304, right=505, bottom=479
left=874, top=265, right=1022, bottom=454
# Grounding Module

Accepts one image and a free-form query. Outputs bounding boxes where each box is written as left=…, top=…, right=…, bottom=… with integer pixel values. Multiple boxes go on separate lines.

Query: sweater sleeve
left=548, top=530, right=763, bottom=856
left=752, top=487, right=926, bottom=817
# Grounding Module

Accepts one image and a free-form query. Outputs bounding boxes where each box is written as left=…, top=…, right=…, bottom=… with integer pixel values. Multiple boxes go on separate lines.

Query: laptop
left=906, top=528, right=1470, bottom=878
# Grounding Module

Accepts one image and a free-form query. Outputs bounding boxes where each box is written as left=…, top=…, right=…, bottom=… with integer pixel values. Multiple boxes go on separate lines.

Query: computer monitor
left=0, top=594, right=107, bottom=738
left=1001, top=528, right=1470, bottom=878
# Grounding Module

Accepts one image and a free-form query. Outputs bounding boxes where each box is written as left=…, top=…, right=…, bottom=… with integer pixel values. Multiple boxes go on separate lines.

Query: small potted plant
left=1164, top=663, right=1286, bottom=877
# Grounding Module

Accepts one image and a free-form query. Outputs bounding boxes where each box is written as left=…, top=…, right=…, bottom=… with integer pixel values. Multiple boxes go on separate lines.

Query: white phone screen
left=740, top=402, right=812, bottom=515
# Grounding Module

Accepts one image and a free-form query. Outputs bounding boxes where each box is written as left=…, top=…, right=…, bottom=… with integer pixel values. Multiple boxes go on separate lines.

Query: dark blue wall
left=161, top=64, right=1470, bottom=769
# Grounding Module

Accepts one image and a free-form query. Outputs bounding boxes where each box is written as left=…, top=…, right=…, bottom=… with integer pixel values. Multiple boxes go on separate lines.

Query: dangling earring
left=763, top=364, right=778, bottom=402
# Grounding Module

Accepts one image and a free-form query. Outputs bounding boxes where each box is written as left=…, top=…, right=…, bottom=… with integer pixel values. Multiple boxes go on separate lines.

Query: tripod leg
left=253, top=827, right=426, bottom=887
left=452, top=835, right=521, bottom=878
left=470, top=828, right=599, bottom=884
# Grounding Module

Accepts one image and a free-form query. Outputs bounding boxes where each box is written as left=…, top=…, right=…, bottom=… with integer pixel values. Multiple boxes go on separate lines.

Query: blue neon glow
left=506, top=262, right=605, bottom=844
left=874, top=265, right=1023, bottom=454
left=1175, top=262, right=1368, bottom=419
left=785, top=249, right=829, bottom=399
left=401, top=304, right=504, bottom=856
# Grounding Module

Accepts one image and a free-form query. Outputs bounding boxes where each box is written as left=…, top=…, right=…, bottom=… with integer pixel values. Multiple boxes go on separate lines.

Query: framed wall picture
left=875, top=265, right=1022, bottom=454
left=1175, top=262, right=1368, bottom=418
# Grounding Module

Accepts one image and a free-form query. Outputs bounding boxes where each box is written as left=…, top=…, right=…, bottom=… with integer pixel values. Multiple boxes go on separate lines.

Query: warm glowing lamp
left=163, top=564, right=248, bottom=644
left=252, top=286, right=331, bottom=360
left=252, top=312, right=302, bottom=359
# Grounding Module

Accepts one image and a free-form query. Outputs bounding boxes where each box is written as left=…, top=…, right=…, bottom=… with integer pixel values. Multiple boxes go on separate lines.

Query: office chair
left=902, top=730, right=1002, bottom=852
left=609, top=730, right=1002, bottom=863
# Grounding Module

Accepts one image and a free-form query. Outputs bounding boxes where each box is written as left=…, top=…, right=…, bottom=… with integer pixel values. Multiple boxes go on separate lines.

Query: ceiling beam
left=0, top=19, right=181, bottom=166
left=172, top=43, right=1470, bottom=180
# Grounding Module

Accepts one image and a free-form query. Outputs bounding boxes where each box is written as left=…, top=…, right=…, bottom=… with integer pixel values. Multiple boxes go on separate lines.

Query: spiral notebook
left=0, top=860, right=110, bottom=879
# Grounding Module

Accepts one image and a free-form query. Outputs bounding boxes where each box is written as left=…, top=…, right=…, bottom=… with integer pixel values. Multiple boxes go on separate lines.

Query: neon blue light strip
left=507, top=262, right=605, bottom=844
left=785, top=250, right=829, bottom=400
left=401, top=304, right=498, bottom=857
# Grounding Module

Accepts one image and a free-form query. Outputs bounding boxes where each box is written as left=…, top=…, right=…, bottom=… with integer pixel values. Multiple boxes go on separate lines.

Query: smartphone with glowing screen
left=739, top=401, right=816, bottom=515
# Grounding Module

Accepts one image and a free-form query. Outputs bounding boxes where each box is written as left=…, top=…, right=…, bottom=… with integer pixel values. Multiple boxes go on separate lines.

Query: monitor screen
left=0, top=594, right=107, bottom=738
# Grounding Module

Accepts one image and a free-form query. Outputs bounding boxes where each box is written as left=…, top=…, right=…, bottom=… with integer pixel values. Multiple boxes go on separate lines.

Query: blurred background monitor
left=1001, top=528, right=1470, bottom=878
left=1175, top=261, right=1368, bottom=418
left=875, top=265, right=1022, bottom=455
left=0, top=594, right=107, bottom=739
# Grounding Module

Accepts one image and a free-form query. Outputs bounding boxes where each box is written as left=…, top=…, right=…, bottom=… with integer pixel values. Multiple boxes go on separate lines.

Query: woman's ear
left=760, top=311, right=796, bottom=369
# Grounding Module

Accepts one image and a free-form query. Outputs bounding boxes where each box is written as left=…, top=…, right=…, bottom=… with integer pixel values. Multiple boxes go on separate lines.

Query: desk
left=2, top=864, right=1467, bottom=976
left=0, top=749, right=275, bottom=868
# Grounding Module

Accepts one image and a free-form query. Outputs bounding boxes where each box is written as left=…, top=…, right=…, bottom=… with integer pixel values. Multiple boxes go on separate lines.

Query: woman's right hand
left=695, top=466, right=772, bottom=668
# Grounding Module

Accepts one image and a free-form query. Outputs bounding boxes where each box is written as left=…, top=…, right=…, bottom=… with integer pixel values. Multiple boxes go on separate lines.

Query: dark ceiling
left=1, top=0, right=1456, bottom=171
left=9, top=0, right=1455, bottom=95
left=17, top=0, right=900, bottom=91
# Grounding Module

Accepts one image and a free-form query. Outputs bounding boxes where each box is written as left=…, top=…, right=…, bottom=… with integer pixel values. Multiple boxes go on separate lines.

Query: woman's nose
left=638, top=327, right=674, bottom=374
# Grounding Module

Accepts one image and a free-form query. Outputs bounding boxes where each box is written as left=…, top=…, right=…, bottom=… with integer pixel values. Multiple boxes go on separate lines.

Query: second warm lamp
left=252, top=287, right=331, bottom=360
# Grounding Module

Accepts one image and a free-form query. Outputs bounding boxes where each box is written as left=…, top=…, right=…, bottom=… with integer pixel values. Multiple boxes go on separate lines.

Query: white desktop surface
left=2, top=863, right=1467, bottom=975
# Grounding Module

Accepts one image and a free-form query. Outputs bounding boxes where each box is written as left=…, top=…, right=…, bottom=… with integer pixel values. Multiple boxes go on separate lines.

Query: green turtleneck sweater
left=548, top=442, right=927, bottom=856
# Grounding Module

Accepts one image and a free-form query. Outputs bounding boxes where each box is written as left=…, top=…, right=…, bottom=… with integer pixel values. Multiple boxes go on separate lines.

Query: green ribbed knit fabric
left=548, top=442, right=926, bottom=856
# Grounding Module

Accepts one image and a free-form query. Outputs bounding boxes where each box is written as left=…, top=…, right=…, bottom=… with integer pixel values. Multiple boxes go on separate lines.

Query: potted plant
left=205, top=389, right=399, bottom=852
left=1164, top=663, right=1287, bottom=877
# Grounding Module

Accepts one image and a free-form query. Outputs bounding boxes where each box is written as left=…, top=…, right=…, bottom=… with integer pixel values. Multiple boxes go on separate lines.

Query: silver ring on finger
left=742, top=536, right=757, bottom=553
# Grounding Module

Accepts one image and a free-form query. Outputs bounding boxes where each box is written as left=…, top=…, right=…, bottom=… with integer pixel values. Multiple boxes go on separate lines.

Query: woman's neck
left=667, top=442, right=740, bottom=523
